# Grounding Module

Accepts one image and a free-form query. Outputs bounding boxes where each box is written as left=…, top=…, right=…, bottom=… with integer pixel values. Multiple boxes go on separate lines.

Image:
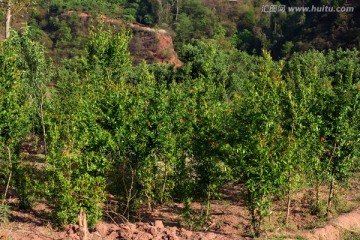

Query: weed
left=303, top=217, right=327, bottom=229
left=354, top=193, right=360, bottom=202
left=180, top=199, right=212, bottom=231
left=269, top=235, right=306, bottom=240
left=342, top=229, right=360, bottom=240
left=0, top=203, right=10, bottom=223
left=334, top=196, right=357, bottom=214
left=309, top=200, right=326, bottom=216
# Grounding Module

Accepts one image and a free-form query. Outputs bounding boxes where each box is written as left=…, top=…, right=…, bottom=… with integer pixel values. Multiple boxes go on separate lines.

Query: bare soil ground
left=1, top=138, right=359, bottom=239
left=1, top=176, right=360, bottom=240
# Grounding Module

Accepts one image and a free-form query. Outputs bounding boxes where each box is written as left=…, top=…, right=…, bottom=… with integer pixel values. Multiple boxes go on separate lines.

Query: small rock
left=146, top=226, right=157, bottom=236
left=129, top=223, right=137, bottom=233
left=58, top=231, right=67, bottom=239
left=119, top=230, right=132, bottom=239
left=28, top=233, right=39, bottom=240
left=154, top=220, right=164, bottom=229
left=67, top=233, right=80, bottom=240
left=137, top=222, right=147, bottom=228
left=204, top=232, right=217, bottom=240
left=134, top=231, right=153, bottom=240
left=108, top=223, right=121, bottom=233
left=95, top=222, right=108, bottom=236
left=179, top=228, right=192, bottom=239
left=65, top=224, right=78, bottom=234
left=90, top=231, right=103, bottom=240
left=163, top=227, right=179, bottom=240
left=168, top=234, right=180, bottom=240
left=154, top=235, right=163, bottom=240
left=105, top=231, right=119, bottom=240
left=63, top=225, right=71, bottom=232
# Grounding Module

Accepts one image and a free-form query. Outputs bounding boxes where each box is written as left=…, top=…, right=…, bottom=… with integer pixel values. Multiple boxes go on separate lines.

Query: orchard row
left=0, top=27, right=359, bottom=236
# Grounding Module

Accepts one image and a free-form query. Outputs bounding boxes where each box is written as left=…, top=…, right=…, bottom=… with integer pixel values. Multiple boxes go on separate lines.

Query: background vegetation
left=1, top=0, right=360, bottom=60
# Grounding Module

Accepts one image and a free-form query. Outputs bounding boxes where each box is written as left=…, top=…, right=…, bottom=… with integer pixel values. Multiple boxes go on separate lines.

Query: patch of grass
left=236, top=223, right=242, bottom=230
left=309, top=200, right=327, bottom=216
left=180, top=200, right=212, bottom=231
left=333, top=193, right=358, bottom=214
left=0, top=203, right=10, bottom=223
left=269, top=234, right=306, bottom=240
left=335, top=200, right=357, bottom=214
left=303, top=217, right=327, bottom=230
left=354, top=193, right=360, bottom=202
left=262, top=218, right=277, bottom=233
left=286, top=221, right=299, bottom=231
left=342, top=230, right=360, bottom=240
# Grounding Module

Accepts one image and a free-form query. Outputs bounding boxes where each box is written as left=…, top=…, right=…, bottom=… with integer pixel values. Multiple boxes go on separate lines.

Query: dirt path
left=299, top=207, right=360, bottom=240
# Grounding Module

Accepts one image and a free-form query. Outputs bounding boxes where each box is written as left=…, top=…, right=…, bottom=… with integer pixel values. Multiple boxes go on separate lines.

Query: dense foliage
left=0, top=0, right=360, bottom=238
left=0, top=25, right=359, bottom=237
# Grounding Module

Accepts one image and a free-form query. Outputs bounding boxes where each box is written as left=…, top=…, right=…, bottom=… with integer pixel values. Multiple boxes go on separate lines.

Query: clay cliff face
left=128, top=23, right=182, bottom=67
left=1, top=11, right=182, bottom=67
left=63, top=11, right=182, bottom=68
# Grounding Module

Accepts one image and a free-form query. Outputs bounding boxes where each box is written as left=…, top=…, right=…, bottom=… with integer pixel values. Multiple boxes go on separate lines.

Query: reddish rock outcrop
left=128, top=22, right=183, bottom=68
left=62, top=11, right=182, bottom=68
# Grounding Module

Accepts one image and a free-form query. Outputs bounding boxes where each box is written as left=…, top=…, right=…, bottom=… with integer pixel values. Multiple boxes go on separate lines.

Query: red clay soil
left=62, top=11, right=183, bottom=68
left=1, top=205, right=360, bottom=239
left=301, top=207, right=360, bottom=240
left=152, top=29, right=183, bottom=68
left=127, top=22, right=183, bottom=68
left=0, top=204, right=230, bottom=240
left=2, top=183, right=360, bottom=240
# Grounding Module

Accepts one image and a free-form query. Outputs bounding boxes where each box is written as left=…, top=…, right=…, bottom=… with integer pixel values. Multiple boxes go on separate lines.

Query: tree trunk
left=39, top=94, right=48, bottom=157
left=285, top=170, right=292, bottom=226
left=47, top=0, right=50, bottom=14
left=206, top=189, right=211, bottom=217
left=316, top=180, right=320, bottom=205
left=285, top=188, right=291, bottom=226
left=5, top=0, right=12, bottom=39
left=327, top=178, right=335, bottom=215
left=2, top=147, right=12, bottom=205
left=175, top=0, right=179, bottom=21
left=160, top=164, right=167, bottom=204
left=326, top=144, right=338, bottom=216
